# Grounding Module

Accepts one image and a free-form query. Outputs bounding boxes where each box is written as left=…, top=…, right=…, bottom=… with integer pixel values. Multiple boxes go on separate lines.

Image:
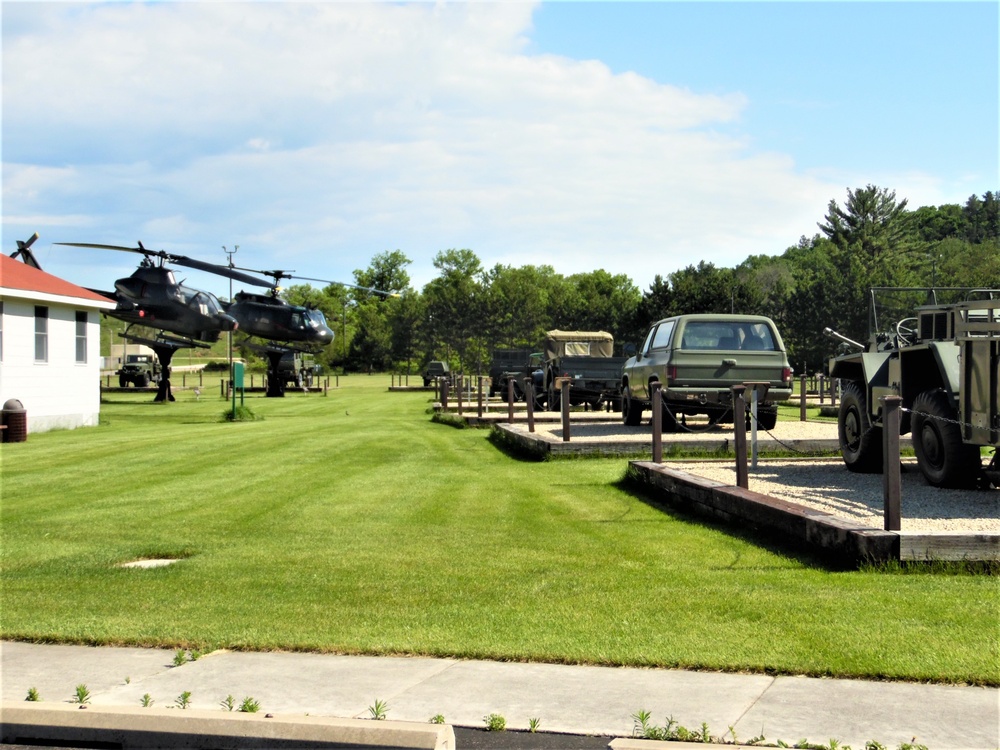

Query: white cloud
left=4, top=1, right=849, bottom=295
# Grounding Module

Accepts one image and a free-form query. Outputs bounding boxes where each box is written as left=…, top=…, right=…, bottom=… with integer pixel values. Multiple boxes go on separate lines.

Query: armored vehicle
left=826, top=287, right=1000, bottom=488
left=621, top=314, right=792, bottom=430
left=117, top=354, right=160, bottom=388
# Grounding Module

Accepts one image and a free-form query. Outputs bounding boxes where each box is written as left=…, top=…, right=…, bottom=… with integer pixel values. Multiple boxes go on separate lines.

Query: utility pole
left=223, top=245, right=238, bottom=388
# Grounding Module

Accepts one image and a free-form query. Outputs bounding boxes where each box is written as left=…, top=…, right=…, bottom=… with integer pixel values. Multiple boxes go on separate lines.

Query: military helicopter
left=224, top=269, right=335, bottom=348
left=224, top=268, right=398, bottom=396
left=55, top=241, right=274, bottom=401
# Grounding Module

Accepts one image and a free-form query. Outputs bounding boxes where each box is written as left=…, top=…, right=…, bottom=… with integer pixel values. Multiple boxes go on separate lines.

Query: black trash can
left=2, top=399, right=27, bottom=443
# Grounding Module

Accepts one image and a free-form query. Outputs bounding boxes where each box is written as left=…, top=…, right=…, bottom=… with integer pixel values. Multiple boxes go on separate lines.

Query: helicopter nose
left=219, top=313, right=239, bottom=331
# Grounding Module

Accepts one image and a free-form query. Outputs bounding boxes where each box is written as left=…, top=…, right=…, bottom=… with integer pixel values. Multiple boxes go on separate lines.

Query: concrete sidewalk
left=2, top=641, right=997, bottom=749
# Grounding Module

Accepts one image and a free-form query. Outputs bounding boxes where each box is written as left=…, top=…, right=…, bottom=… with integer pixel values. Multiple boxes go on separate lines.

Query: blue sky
left=3, top=1, right=997, bottom=299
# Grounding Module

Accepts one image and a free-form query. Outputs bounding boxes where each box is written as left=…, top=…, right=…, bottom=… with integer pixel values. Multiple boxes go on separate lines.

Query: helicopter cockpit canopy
left=291, top=308, right=329, bottom=332
left=178, top=286, right=224, bottom=316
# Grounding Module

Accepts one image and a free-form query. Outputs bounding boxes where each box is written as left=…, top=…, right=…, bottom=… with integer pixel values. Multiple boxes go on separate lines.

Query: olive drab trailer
left=825, top=288, right=1000, bottom=489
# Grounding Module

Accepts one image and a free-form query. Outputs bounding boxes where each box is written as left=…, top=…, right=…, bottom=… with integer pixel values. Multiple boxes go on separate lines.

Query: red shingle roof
left=0, top=253, right=112, bottom=305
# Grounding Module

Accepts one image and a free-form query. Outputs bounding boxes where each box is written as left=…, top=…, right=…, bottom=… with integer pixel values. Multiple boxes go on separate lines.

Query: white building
left=0, top=253, right=116, bottom=434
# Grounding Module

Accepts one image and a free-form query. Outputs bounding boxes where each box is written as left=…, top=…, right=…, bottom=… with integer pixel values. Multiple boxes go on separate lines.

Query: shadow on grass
left=613, top=470, right=853, bottom=572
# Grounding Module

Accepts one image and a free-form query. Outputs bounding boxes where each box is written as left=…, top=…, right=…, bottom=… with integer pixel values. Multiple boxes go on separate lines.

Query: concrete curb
left=1, top=701, right=456, bottom=749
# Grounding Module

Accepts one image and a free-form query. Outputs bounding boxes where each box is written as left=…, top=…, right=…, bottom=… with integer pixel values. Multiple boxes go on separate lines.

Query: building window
left=76, top=311, right=88, bottom=363
left=35, top=305, right=48, bottom=362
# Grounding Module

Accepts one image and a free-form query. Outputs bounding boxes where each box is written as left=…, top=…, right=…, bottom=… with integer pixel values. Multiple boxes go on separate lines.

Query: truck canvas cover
left=544, top=330, right=614, bottom=359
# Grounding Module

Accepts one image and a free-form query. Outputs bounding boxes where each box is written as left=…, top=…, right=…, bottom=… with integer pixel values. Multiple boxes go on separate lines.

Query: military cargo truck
left=117, top=354, right=160, bottom=387
left=538, top=330, right=626, bottom=411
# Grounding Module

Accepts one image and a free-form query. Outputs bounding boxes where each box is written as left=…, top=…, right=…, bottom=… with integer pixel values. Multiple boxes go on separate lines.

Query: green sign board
left=232, top=362, right=245, bottom=389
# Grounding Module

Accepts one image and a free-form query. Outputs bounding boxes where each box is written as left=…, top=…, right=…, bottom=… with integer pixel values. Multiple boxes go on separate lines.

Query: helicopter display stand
left=121, top=332, right=208, bottom=403
left=241, top=340, right=311, bottom=398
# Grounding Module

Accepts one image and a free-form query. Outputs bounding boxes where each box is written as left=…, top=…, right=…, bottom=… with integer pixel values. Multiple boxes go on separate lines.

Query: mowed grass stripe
left=1, top=376, right=996, bottom=685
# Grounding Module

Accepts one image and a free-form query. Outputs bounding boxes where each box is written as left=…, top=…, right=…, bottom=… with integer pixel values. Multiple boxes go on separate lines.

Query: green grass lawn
left=2, top=376, right=997, bottom=686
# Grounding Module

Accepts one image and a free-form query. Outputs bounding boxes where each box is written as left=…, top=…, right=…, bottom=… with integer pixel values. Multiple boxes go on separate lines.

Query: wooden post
left=651, top=382, right=663, bottom=463
left=559, top=377, right=571, bottom=442
left=441, top=379, right=449, bottom=411
left=457, top=374, right=464, bottom=416
left=525, top=379, right=536, bottom=433
left=477, top=376, right=484, bottom=419
left=818, top=374, right=825, bottom=404
left=732, top=386, right=748, bottom=489
left=882, top=395, right=902, bottom=531
left=799, top=374, right=807, bottom=421
left=507, top=378, right=516, bottom=424
left=830, top=377, right=838, bottom=407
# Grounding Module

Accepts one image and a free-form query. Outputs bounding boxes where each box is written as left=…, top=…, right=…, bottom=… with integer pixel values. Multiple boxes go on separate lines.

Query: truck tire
left=119, top=375, right=128, bottom=388
left=757, top=405, right=778, bottom=431
left=838, top=381, right=883, bottom=473
left=622, top=386, right=642, bottom=426
left=547, top=381, right=560, bottom=412
left=661, top=401, right=680, bottom=432
left=139, top=373, right=149, bottom=387
left=911, top=389, right=981, bottom=488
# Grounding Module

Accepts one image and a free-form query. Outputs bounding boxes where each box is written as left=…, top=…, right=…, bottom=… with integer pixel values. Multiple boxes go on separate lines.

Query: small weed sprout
left=631, top=709, right=652, bottom=738
left=25, top=687, right=40, bottom=702
left=141, top=694, right=154, bottom=708
left=73, top=685, right=91, bottom=704
left=172, top=650, right=188, bottom=667
left=368, top=698, right=389, bottom=720
left=190, top=650, right=203, bottom=661
left=528, top=717, right=541, bottom=733
left=430, top=714, right=446, bottom=724
left=239, top=696, right=262, bottom=713
left=221, top=695, right=236, bottom=712
left=174, top=691, right=192, bottom=709
left=484, top=713, right=506, bottom=732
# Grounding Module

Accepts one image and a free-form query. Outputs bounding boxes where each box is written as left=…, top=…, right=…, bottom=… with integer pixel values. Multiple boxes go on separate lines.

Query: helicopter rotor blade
left=55, top=242, right=154, bottom=256
left=17, top=233, right=39, bottom=251
left=168, top=255, right=274, bottom=288
left=291, top=276, right=400, bottom=297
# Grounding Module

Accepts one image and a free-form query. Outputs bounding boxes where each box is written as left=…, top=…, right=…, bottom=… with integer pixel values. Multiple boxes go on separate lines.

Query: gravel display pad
left=669, top=457, right=999, bottom=533
left=511, top=418, right=999, bottom=533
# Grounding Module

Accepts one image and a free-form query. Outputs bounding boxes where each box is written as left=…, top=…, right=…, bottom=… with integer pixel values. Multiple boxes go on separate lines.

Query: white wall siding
left=0, top=298, right=104, bottom=433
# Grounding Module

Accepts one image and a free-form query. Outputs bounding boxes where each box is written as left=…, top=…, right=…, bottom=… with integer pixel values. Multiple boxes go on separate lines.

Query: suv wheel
left=622, top=385, right=642, bottom=426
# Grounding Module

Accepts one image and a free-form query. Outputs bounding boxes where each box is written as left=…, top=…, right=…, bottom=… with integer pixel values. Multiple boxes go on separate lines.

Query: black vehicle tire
left=661, top=401, right=680, bottom=432
left=757, top=405, right=778, bottom=431
left=622, top=386, right=643, bottom=426
left=511, top=379, right=524, bottom=402
left=119, top=375, right=128, bottom=388
left=911, top=389, right=981, bottom=488
left=423, top=378, right=431, bottom=387
left=140, top=373, right=149, bottom=387
left=838, top=381, right=883, bottom=473
left=547, top=381, right=560, bottom=412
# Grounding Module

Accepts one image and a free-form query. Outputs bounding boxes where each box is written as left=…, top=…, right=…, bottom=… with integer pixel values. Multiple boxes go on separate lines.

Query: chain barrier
left=744, top=409, right=841, bottom=457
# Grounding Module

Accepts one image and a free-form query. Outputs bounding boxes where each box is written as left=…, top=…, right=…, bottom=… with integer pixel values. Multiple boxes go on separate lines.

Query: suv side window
left=650, top=320, right=675, bottom=350
left=641, top=326, right=657, bottom=354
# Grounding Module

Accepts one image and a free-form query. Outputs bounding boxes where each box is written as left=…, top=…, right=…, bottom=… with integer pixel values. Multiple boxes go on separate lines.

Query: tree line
left=285, top=186, right=1000, bottom=376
